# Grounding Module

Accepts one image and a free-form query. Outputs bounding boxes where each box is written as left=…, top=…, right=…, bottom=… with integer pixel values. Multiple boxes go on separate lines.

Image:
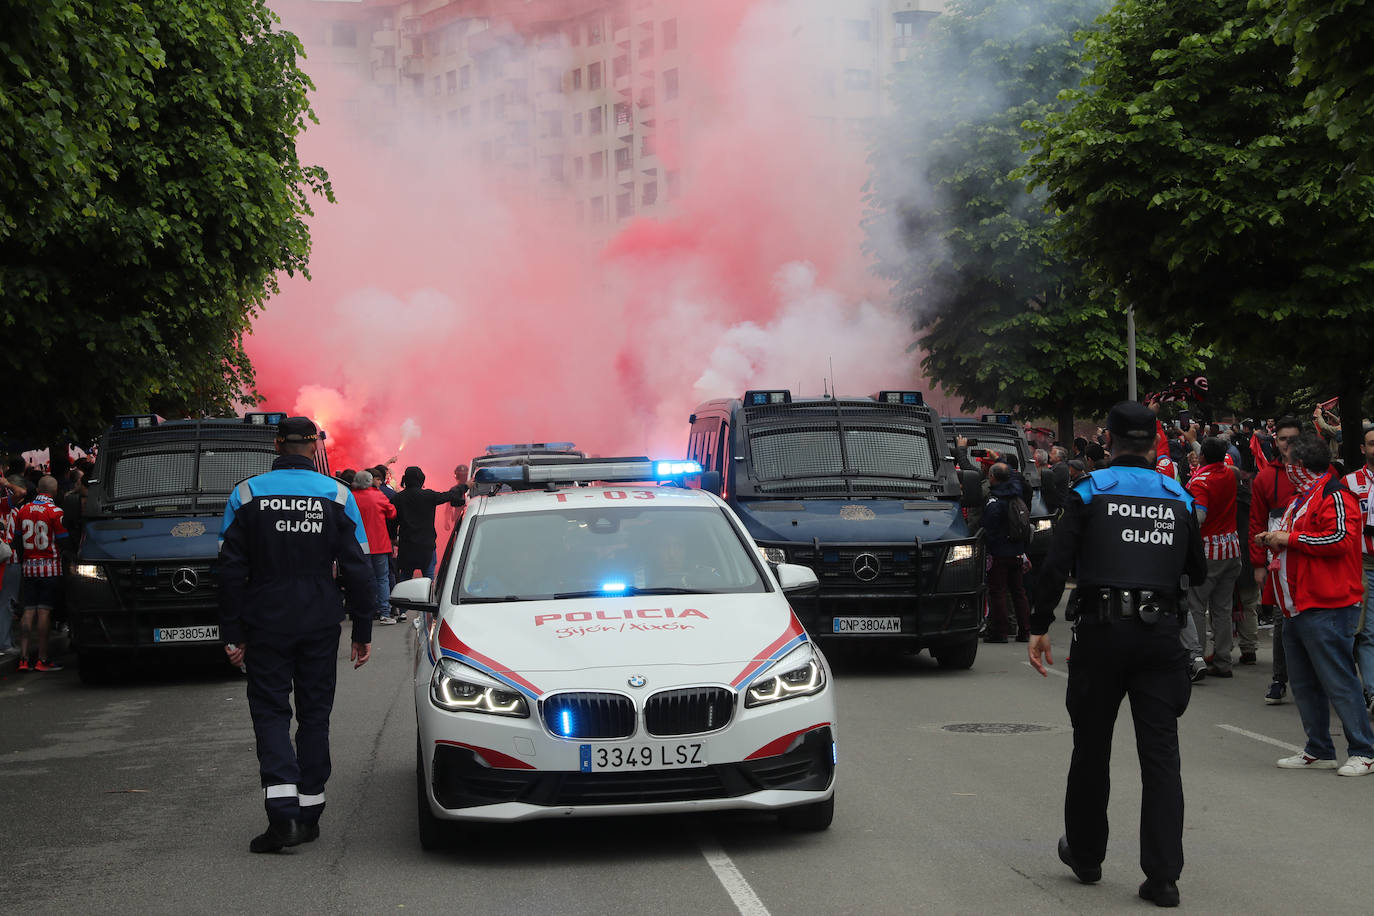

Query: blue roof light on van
left=980, top=414, right=1014, bottom=424
left=744, top=390, right=791, bottom=406
left=115, top=414, right=161, bottom=429
left=875, top=391, right=924, bottom=405
left=244, top=412, right=287, bottom=425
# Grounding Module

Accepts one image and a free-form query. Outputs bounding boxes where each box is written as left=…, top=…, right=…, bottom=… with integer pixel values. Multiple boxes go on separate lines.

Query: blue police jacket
left=218, top=454, right=375, bottom=646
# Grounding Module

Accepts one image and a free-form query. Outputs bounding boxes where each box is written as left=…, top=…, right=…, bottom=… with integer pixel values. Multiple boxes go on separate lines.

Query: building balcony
left=373, top=30, right=399, bottom=48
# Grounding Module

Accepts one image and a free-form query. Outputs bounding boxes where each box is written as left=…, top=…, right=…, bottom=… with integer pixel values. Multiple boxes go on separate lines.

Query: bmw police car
left=391, top=457, right=837, bottom=848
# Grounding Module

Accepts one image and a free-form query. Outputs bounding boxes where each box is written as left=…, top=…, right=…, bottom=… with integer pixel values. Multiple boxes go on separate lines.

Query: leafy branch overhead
left=0, top=0, right=332, bottom=442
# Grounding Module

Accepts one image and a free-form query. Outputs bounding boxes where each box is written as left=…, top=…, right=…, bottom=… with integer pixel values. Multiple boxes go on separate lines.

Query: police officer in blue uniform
left=1028, top=401, right=1206, bottom=908
left=218, top=416, right=374, bottom=853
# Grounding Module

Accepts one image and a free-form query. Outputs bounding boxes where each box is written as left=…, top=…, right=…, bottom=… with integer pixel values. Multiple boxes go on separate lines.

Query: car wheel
left=416, top=736, right=454, bottom=850
left=778, top=793, right=834, bottom=831
left=934, top=637, right=979, bottom=670
left=77, top=653, right=115, bottom=685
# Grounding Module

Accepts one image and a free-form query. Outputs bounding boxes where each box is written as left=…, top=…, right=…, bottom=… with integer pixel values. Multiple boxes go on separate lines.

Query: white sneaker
left=1336, top=755, right=1374, bottom=777
left=1276, top=753, right=1338, bottom=769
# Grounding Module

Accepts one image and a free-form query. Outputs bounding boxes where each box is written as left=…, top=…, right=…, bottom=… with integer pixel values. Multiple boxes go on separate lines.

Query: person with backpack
left=982, top=462, right=1033, bottom=643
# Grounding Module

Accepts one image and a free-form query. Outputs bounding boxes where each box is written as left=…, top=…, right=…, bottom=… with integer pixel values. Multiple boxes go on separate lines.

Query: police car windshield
left=456, top=506, right=767, bottom=603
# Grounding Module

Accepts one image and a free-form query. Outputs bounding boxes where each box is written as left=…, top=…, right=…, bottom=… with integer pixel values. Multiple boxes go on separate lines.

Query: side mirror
left=775, top=562, right=819, bottom=594
left=699, top=470, right=723, bottom=495
left=391, top=577, right=437, bottom=613
left=960, top=469, right=984, bottom=508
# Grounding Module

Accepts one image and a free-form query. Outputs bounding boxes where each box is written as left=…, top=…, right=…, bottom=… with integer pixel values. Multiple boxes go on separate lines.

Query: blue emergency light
left=744, top=390, right=791, bottom=406
left=472, top=458, right=702, bottom=486
left=115, top=414, right=162, bottom=429
left=485, top=442, right=577, bottom=455
left=876, top=391, right=924, bottom=406
left=600, top=581, right=628, bottom=594
left=981, top=414, right=1014, bottom=424
left=245, top=412, right=287, bottom=425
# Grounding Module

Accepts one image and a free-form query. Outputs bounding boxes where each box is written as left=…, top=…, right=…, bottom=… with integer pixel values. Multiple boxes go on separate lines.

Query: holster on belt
left=1074, top=587, right=1176, bottom=626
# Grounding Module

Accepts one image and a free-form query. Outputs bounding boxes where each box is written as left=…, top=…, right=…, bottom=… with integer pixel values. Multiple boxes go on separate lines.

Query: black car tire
left=416, top=736, right=455, bottom=850
left=778, top=793, right=834, bottom=831
left=933, top=637, right=979, bottom=670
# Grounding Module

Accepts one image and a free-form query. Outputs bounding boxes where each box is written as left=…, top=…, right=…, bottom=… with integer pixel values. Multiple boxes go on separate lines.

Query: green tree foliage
left=1026, top=0, right=1374, bottom=466
left=0, top=0, right=331, bottom=443
left=867, top=0, right=1197, bottom=441
left=1271, top=0, right=1374, bottom=162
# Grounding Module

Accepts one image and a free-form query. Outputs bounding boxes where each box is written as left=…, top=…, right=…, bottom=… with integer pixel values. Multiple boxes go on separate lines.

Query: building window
left=545, top=155, right=564, bottom=182
left=431, top=76, right=441, bottom=96
left=615, top=146, right=632, bottom=172
left=573, top=111, right=583, bottom=135
left=446, top=109, right=458, bottom=128
left=590, top=151, right=605, bottom=179
left=640, top=36, right=654, bottom=58
left=588, top=19, right=603, bottom=45
left=542, top=111, right=562, bottom=138
left=570, top=25, right=581, bottom=47
left=589, top=106, right=603, bottom=134
left=446, top=70, right=457, bottom=95
left=845, top=19, right=872, bottom=41
left=591, top=195, right=606, bottom=223
left=460, top=106, right=472, bottom=126
left=574, top=156, right=584, bottom=179
left=641, top=133, right=655, bottom=156
left=617, top=191, right=633, bottom=219
left=613, top=54, right=630, bottom=80
left=666, top=169, right=680, bottom=199
left=894, top=10, right=939, bottom=40
left=844, top=68, right=872, bottom=91
left=614, top=101, right=631, bottom=128
left=588, top=61, right=603, bottom=90
left=664, top=68, right=679, bottom=101
left=330, top=23, right=357, bottom=47
left=642, top=181, right=657, bottom=206
left=572, top=68, right=582, bottom=90
left=663, top=18, right=677, bottom=50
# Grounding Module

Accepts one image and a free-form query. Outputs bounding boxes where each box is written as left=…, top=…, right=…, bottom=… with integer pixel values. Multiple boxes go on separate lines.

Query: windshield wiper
left=551, top=585, right=713, bottom=599
left=459, top=595, right=533, bottom=603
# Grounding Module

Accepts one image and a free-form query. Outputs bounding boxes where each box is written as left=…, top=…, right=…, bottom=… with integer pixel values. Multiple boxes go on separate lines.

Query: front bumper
left=66, top=566, right=223, bottom=653
left=790, top=591, right=982, bottom=645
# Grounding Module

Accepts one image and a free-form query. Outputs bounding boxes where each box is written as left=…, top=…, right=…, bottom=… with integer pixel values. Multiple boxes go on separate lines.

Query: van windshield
left=744, top=422, right=940, bottom=496
left=103, top=444, right=277, bottom=513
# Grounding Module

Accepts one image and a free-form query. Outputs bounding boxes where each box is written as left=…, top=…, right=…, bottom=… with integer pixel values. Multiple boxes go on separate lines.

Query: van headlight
left=744, top=652, right=826, bottom=707
left=758, top=546, right=786, bottom=564
left=1033, top=519, right=1053, bottom=533
left=430, top=659, right=529, bottom=717
left=73, top=563, right=107, bottom=581
left=946, top=545, right=975, bottom=564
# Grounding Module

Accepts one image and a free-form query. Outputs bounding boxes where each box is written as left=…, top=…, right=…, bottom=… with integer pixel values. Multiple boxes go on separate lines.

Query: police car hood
left=732, top=498, right=966, bottom=545
left=433, top=594, right=809, bottom=693
left=80, top=516, right=221, bottom=561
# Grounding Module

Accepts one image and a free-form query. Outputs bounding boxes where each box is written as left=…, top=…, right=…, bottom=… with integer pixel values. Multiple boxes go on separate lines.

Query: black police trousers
left=1064, top=615, right=1191, bottom=881
left=246, top=624, right=341, bottom=825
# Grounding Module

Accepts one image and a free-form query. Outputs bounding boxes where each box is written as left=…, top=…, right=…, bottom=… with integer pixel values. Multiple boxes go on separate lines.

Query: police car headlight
left=73, top=563, right=107, bottom=581
left=744, top=650, right=825, bottom=708
left=758, top=546, right=786, bottom=565
left=430, top=659, right=529, bottom=717
left=1033, top=519, right=1053, bottom=533
left=945, top=545, right=975, bottom=564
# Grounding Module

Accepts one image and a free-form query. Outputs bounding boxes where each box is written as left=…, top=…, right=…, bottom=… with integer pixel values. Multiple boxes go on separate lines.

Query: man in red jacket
left=1249, top=416, right=1300, bottom=704
left=349, top=471, right=398, bottom=625
left=1254, top=433, right=1374, bottom=776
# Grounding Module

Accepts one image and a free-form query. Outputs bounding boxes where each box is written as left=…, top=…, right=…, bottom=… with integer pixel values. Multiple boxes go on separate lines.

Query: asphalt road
left=1, top=619, right=1368, bottom=916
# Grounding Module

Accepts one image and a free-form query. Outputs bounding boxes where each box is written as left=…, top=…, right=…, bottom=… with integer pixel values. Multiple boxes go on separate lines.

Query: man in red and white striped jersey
left=1342, top=426, right=1374, bottom=713
left=14, top=476, right=67, bottom=672
left=1184, top=438, right=1243, bottom=677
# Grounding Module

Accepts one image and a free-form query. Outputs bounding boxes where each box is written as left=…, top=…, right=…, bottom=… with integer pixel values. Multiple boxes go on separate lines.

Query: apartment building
left=273, top=0, right=944, bottom=229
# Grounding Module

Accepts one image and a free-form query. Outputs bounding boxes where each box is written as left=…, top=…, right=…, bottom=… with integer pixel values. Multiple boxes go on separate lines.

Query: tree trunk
left=1056, top=400, right=1074, bottom=446
left=1337, top=369, right=1366, bottom=472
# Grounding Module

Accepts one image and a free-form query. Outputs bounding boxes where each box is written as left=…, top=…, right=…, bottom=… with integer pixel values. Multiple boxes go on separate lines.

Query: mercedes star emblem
left=627, top=675, right=647, bottom=688
left=171, top=567, right=199, bottom=594
left=852, top=553, right=881, bottom=582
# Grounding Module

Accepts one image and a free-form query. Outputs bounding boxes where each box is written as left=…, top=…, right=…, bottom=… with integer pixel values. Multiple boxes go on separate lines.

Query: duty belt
left=1072, top=587, right=1176, bottom=625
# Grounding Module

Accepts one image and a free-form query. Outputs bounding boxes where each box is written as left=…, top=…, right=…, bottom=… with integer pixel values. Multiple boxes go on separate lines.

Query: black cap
left=276, top=416, right=319, bottom=442
left=1106, top=401, right=1157, bottom=442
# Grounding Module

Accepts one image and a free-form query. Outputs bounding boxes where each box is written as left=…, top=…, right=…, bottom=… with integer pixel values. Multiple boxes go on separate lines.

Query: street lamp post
left=1126, top=304, right=1137, bottom=401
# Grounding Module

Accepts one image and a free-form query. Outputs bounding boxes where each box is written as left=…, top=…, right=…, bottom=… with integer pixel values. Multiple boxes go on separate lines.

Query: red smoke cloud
left=251, top=0, right=923, bottom=482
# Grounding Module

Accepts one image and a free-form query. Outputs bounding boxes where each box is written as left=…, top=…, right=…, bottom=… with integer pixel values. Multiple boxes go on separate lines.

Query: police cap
left=1106, top=401, right=1156, bottom=443
left=276, top=416, right=319, bottom=442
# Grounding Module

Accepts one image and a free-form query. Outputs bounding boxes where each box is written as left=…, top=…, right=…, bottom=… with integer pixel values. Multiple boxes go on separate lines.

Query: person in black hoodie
left=982, top=463, right=1032, bottom=642
left=392, top=466, right=465, bottom=584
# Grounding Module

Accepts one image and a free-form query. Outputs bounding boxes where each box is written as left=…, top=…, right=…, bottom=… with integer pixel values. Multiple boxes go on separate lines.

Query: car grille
left=108, top=562, right=219, bottom=610
left=644, top=687, right=734, bottom=736
left=788, top=546, right=939, bottom=589
left=541, top=692, right=636, bottom=739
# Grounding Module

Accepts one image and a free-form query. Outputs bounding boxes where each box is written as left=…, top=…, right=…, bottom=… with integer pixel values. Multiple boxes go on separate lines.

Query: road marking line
left=1217, top=723, right=1302, bottom=753
left=697, top=834, right=771, bottom=916
left=1024, top=661, right=1067, bottom=679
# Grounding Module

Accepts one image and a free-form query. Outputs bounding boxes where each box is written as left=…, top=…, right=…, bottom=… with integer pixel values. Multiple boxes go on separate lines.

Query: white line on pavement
left=697, top=834, right=771, bottom=916
left=1024, top=661, right=1067, bottom=679
left=1217, top=723, right=1302, bottom=753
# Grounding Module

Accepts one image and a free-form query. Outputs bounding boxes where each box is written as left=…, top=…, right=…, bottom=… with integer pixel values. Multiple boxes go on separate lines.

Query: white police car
left=391, top=458, right=837, bottom=848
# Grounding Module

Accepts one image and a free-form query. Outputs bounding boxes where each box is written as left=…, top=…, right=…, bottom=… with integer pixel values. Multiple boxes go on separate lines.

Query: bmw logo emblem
left=627, top=675, right=647, bottom=688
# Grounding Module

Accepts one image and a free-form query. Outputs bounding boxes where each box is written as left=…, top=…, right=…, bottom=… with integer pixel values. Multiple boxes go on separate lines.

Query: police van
left=66, top=413, right=329, bottom=682
left=685, top=390, right=986, bottom=668
left=941, top=414, right=1055, bottom=564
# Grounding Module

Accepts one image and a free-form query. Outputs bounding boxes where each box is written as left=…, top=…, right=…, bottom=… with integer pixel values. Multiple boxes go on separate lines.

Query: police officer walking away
left=218, top=417, right=375, bottom=853
left=1027, top=401, right=1206, bottom=908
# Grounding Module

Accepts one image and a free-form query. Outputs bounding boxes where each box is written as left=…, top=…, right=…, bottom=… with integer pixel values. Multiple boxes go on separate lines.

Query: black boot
left=1138, top=878, right=1180, bottom=907
left=1057, top=835, right=1101, bottom=883
left=249, top=819, right=306, bottom=853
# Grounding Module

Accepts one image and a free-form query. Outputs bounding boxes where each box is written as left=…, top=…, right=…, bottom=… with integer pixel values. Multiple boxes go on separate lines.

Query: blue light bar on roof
left=744, top=390, right=791, bottom=406
left=115, top=414, right=161, bottom=429
left=245, top=412, right=287, bottom=425
left=876, top=390, right=924, bottom=405
left=981, top=413, right=1014, bottom=424
left=601, top=581, right=628, bottom=593
left=485, top=442, right=577, bottom=455
left=471, top=459, right=702, bottom=486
